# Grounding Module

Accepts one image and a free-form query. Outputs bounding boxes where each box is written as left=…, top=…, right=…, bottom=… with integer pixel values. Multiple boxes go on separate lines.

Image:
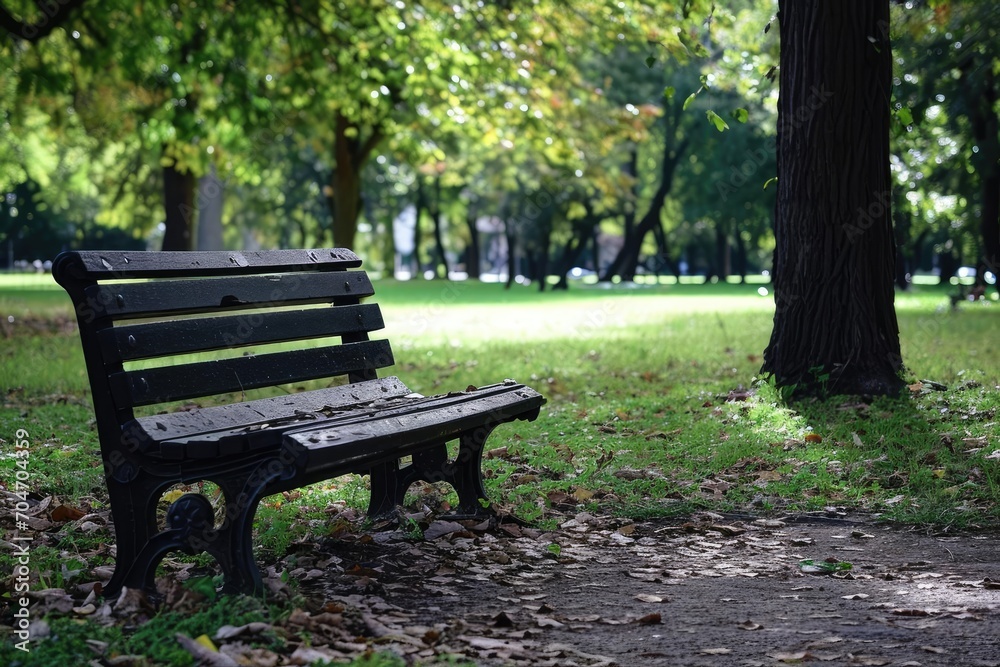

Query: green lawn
left=2, top=275, right=997, bottom=530
left=1, top=274, right=997, bottom=665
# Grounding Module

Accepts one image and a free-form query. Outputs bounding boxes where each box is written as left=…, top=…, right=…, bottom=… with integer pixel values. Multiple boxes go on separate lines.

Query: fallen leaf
left=769, top=651, right=810, bottom=662
left=637, top=613, right=662, bottom=625
left=50, top=504, right=86, bottom=522
left=805, top=433, right=823, bottom=443
left=492, top=611, right=515, bottom=628
left=423, top=520, right=465, bottom=541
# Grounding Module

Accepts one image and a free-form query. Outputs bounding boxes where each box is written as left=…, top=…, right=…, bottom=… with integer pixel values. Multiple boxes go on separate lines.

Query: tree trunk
left=601, top=131, right=689, bottom=281
left=622, top=147, right=638, bottom=241
left=196, top=164, right=224, bottom=251
left=553, top=216, right=594, bottom=290
left=979, top=170, right=1000, bottom=291
left=762, top=0, right=903, bottom=398
left=734, top=231, right=748, bottom=283
left=713, top=225, right=730, bottom=281
left=464, top=202, right=481, bottom=280
left=330, top=113, right=382, bottom=250
left=162, top=160, right=196, bottom=251
left=504, top=221, right=517, bottom=290
left=431, top=175, right=450, bottom=279
left=964, top=55, right=1000, bottom=293
left=414, top=184, right=428, bottom=277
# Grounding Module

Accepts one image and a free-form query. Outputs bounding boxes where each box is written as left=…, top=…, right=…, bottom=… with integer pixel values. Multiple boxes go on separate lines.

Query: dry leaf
left=636, top=613, right=662, bottom=625
left=50, top=504, right=87, bottom=522
left=769, top=651, right=811, bottom=662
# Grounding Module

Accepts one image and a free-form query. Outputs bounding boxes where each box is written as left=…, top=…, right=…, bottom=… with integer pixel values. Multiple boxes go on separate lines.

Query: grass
left=2, top=278, right=998, bottom=526
left=1, top=276, right=998, bottom=664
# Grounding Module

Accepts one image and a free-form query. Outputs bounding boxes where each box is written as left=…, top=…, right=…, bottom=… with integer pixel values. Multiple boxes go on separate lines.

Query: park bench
left=52, top=248, right=544, bottom=597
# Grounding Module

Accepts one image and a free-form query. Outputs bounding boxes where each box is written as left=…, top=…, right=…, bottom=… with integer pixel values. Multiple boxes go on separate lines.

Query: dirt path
left=291, top=512, right=1000, bottom=666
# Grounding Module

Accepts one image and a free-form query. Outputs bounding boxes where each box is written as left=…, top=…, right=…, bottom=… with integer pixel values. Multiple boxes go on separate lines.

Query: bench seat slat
left=110, top=339, right=394, bottom=408
left=125, top=377, right=413, bottom=458
left=56, top=248, right=361, bottom=279
left=283, top=382, right=544, bottom=474
left=83, top=271, right=373, bottom=320
left=100, top=303, right=385, bottom=362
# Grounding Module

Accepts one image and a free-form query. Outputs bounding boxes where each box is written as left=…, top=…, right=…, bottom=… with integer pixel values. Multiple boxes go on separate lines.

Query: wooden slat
left=99, top=303, right=384, bottom=362
left=283, top=383, right=545, bottom=473
left=129, top=376, right=410, bottom=443
left=53, top=248, right=361, bottom=281
left=82, top=271, right=373, bottom=320
left=109, top=339, right=394, bottom=408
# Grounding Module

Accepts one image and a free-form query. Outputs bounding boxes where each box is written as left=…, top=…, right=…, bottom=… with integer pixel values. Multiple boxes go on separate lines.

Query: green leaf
left=645, top=55, right=657, bottom=68
left=896, top=106, right=914, bottom=126
left=663, top=86, right=676, bottom=102
left=763, top=177, right=778, bottom=190
left=683, top=92, right=698, bottom=111
left=706, top=110, right=729, bottom=132
left=730, top=108, right=749, bottom=123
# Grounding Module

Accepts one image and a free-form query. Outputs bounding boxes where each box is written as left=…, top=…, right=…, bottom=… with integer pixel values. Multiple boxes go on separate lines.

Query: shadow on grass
left=788, top=386, right=999, bottom=527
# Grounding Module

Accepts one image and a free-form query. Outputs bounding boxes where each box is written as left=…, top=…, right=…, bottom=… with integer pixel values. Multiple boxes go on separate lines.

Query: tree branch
left=0, top=0, right=88, bottom=42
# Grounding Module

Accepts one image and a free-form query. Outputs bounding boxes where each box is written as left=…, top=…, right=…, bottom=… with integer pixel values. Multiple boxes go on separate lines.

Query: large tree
left=762, top=0, right=904, bottom=397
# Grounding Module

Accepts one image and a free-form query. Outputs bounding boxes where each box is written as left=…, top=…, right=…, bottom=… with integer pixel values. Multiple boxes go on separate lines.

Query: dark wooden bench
left=52, top=248, right=544, bottom=596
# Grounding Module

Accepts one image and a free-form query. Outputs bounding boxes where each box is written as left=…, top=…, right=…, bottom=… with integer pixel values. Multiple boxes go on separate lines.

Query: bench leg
left=367, top=457, right=426, bottom=519
left=102, top=458, right=294, bottom=598
left=366, top=425, right=499, bottom=521
left=449, top=428, right=495, bottom=516
left=102, top=470, right=175, bottom=599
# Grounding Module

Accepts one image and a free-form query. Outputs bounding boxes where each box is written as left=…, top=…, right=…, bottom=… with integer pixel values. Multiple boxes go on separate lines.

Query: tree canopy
left=1, top=0, right=996, bottom=307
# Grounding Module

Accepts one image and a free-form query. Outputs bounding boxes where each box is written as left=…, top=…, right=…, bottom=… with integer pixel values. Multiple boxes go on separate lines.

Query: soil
left=288, top=511, right=1000, bottom=667
left=14, top=508, right=1000, bottom=666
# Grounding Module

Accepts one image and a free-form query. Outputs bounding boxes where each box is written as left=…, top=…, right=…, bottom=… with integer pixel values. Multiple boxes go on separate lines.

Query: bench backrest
left=53, top=249, right=394, bottom=435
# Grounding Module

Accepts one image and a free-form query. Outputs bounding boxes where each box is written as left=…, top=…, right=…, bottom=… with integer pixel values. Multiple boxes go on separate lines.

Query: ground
left=143, top=511, right=1000, bottom=666
left=9, top=508, right=1000, bottom=666
left=289, top=512, right=1000, bottom=667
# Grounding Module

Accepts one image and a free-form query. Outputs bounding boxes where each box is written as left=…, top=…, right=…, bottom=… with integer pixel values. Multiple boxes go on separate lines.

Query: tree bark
left=464, top=202, right=481, bottom=280
left=504, top=221, right=517, bottom=290
left=430, top=175, right=450, bottom=279
left=762, top=0, right=903, bottom=398
left=162, top=160, right=196, bottom=251
left=601, top=129, right=688, bottom=281
left=196, top=164, right=224, bottom=251
left=553, top=215, right=595, bottom=290
left=330, top=113, right=381, bottom=249
left=968, top=70, right=1000, bottom=290
left=734, top=231, right=748, bottom=283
